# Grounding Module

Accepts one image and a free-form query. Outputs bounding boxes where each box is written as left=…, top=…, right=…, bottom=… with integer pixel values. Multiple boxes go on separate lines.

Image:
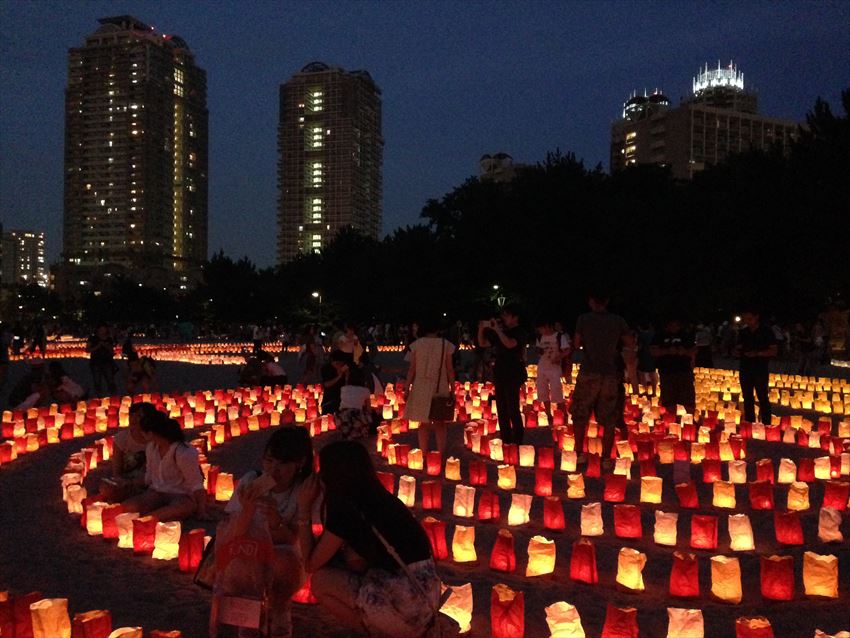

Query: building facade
left=62, top=16, right=208, bottom=293
left=0, top=228, right=48, bottom=288
left=277, top=62, right=383, bottom=264
left=611, top=62, right=799, bottom=180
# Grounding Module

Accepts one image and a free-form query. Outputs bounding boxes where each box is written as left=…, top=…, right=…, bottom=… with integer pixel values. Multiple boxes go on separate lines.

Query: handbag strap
left=435, top=338, right=445, bottom=393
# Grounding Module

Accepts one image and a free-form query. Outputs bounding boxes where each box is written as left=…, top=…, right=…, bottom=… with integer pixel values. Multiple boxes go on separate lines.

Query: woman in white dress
left=405, top=318, right=455, bottom=461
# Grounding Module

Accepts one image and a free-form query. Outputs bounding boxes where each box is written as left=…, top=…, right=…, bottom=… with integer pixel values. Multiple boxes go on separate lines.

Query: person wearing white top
left=534, top=319, right=569, bottom=421
left=121, top=411, right=206, bottom=521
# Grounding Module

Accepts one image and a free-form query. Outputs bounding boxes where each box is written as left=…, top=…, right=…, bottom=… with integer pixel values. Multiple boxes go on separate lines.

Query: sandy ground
left=1, top=355, right=849, bottom=637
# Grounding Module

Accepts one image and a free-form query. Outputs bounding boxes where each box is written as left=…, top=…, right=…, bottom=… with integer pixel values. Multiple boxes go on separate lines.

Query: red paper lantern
left=614, top=504, right=643, bottom=539
left=490, top=584, right=524, bottom=638
left=682, top=424, right=696, bottom=441
left=478, top=490, right=501, bottom=522
left=537, top=446, right=555, bottom=469
left=489, top=529, right=516, bottom=573
left=773, top=511, right=804, bottom=545
left=797, top=458, right=815, bottom=482
left=735, top=617, right=775, bottom=638
left=604, top=474, right=627, bottom=502
left=534, top=467, right=553, bottom=496
left=639, top=459, right=657, bottom=477
left=543, top=496, right=565, bottom=531
left=823, top=480, right=850, bottom=510
left=675, top=482, right=699, bottom=509
left=796, top=430, right=808, bottom=447
left=178, top=528, right=206, bottom=572
left=0, top=592, right=12, bottom=638
left=690, top=514, right=718, bottom=550
left=100, top=504, right=124, bottom=540
left=756, top=459, right=775, bottom=484
left=133, top=515, right=159, bottom=554
left=601, top=604, right=638, bottom=638
left=206, top=465, right=220, bottom=496
left=701, top=459, right=722, bottom=483
left=395, top=444, right=411, bottom=467
left=376, top=471, right=395, bottom=494
left=13, top=591, right=43, bottom=638
left=469, top=459, right=488, bottom=485
left=748, top=480, right=775, bottom=510
left=636, top=438, right=654, bottom=462
left=479, top=436, right=491, bottom=458
left=422, top=480, right=442, bottom=511
left=421, top=517, right=448, bottom=560
left=503, top=444, right=519, bottom=466
left=426, top=451, right=442, bottom=476
left=674, top=441, right=690, bottom=461
left=760, top=555, right=794, bottom=601
left=586, top=453, right=601, bottom=478
left=669, top=551, right=700, bottom=597
left=766, top=425, right=781, bottom=442
left=71, top=610, right=112, bottom=638
left=569, top=538, right=598, bottom=584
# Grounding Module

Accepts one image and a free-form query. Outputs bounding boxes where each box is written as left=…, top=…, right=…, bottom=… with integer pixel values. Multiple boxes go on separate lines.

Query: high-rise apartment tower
left=277, top=62, right=383, bottom=264
left=63, top=16, right=207, bottom=292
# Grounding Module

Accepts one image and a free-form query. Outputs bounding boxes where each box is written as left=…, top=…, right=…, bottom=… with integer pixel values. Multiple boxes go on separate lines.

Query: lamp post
left=492, top=284, right=506, bottom=309
left=312, top=291, right=323, bottom=325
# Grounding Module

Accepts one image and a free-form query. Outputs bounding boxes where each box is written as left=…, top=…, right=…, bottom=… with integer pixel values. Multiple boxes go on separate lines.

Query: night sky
left=1, top=1, right=848, bottom=268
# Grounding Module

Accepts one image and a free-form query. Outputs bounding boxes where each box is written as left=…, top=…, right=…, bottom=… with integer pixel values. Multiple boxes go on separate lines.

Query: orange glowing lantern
left=710, top=555, right=742, bottom=603
left=507, top=493, right=532, bottom=526
left=106, top=628, right=142, bottom=637
left=66, top=485, right=87, bottom=514
left=560, top=450, right=577, bottom=472
left=407, top=448, right=424, bottom=471
left=497, top=464, right=517, bottom=490
left=734, top=617, right=775, bottom=638
left=518, top=445, right=535, bottom=467
left=489, top=528, right=516, bottom=573
left=760, top=554, right=794, bottom=601
left=814, top=456, right=832, bottom=480
left=640, top=476, right=662, bottom=504
left=713, top=481, right=736, bottom=508
left=654, top=510, right=678, bottom=546
left=489, top=438, right=504, bottom=462
left=690, top=515, right=718, bottom=550
left=215, top=472, right=234, bottom=502
left=778, top=458, right=797, bottom=484
left=616, top=547, right=646, bottom=591
left=669, top=551, right=699, bottom=597
left=567, top=473, right=585, bottom=499
left=543, top=496, right=565, bottom=531
left=490, top=584, right=524, bottom=638
left=727, top=514, right=755, bottom=551
left=445, top=457, right=461, bottom=481
left=152, top=521, right=181, bottom=560
left=178, top=528, right=206, bottom=572
left=30, top=598, right=71, bottom=638
left=544, top=602, right=585, bottom=638
left=787, top=481, right=810, bottom=511
left=133, top=515, right=158, bottom=554
left=452, top=525, right=477, bottom=563
left=439, top=583, right=472, bottom=634
left=581, top=502, right=604, bottom=536
left=452, top=484, right=475, bottom=518
left=72, top=609, right=112, bottom=638
left=667, top=607, right=704, bottom=638
left=728, top=460, right=747, bottom=484
left=600, top=604, right=638, bottom=638
left=569, top=538, right=598, bottom=584
left=818, top=507, right=844, bottom=542
left=422, top=517, right=448, bottom=560
left=614, top=505, right=642, bottom=539
left=803, top=551, right=838, bottom=598
left=85, top=502, right=108, bottom=536
left=116, top=512, right=139, bottom=549
left=526, top=535, right=556, bottom=577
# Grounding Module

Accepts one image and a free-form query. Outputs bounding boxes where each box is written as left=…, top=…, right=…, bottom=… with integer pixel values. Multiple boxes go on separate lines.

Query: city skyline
left=1, top=1, right=848, bottom=268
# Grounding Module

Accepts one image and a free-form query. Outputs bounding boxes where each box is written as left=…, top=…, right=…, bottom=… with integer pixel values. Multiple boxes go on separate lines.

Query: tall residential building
left=62, top=16, right=208, bottom=293
left=611, top=62, right=799, bottom=180
left=0, top=228, right=48, bottom=288
left=277, top=62, right=383, bottom=264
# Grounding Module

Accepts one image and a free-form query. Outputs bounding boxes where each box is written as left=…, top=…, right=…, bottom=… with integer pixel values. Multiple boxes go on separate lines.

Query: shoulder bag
left=428, top=339, right=454, bottom=422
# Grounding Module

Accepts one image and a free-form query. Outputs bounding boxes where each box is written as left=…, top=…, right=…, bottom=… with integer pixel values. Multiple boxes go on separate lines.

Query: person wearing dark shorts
left=651, top=319, right=697, bottom=413
left=735, top=310, right=777, bottom=423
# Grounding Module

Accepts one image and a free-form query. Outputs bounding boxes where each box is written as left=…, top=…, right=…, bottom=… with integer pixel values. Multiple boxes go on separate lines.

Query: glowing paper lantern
left=759, top=554, right=794, bottom=601
left=133, top=515, right=158, bottom=554
left=675, top=482, right=699, bottom=509
left=376, top=471, right=395, bottom=493
left=215, top=472, right=234, bottom=502
left=713, top=480, right=736, bottom=508
left=667, top=607, right=704, bottom=638
left=600, top=604, right=638, bottom=638
left=710, top=555, right=742, bottom=604
left=604, top=474, right=627, bottom=502
left=560, top=451, right=577, bottom=472
left=30, top=598, right=71, bottom=638
left=654, top=511, right=678, bottom=546
left=567, top=474, right=585, bottom=499
left=107, top=629, right=142, bottom=638
left=422, top=517, right=448, bottom=560
left=569, top=538, right=598, bottom=584
left=803, top=552, right=838, bottom=598
left=616, top=547, right=646, bottom=591
left=735, top=617, right=775, bottom=638
left=503, top=444, right=519, bottom=466
left=439, top=583, right=473, bottom=634
left=748, top=480, right=774, bottom=510
left=451, top=525, right=477, bottom=563
left=66, top=485, right=87, bottom=514
left=727, top=514, right=755, bottom=551
left=818, top=507, right=844, bottom=542
left=534, top=467, right=553, bottom=496
left=728, top=460, right=747, bottom=484
left=545, top=602, right=585, bottom=638
left=823, top=480, right=850, bottom=510
left=774, top=511, right=804, bottom=545
left=580, top=502, right=604, bottom=536
left=152, top=521, right=181, bottom=560
left=489, top=529, right=516, bottom=573
left=614, top=458, right=632, bottom=477
left=85, top=502, right=108, bottom=536
left=778, top=458, right=797, bottom=484
left=490, top=584, right=524, bottom=638
left=526, top=535, right=556, bottom=577
left=614, top=505, right=642, bottom=539
left=702, top=459, right=721, bottom=483
left=425, top=451, right=442, bottom=476
left=397, top=475, right=416, bottom=507
left=422, top=480, right=443, bottom=511
left=787, top=481, right=810, bottom=511
left=543, top=496, right=565, bottom=531
left=497, top=464, right=517, bottom=490
left=478, top=490, right=501, bottom=522
left=690, top=515, right=718, bottom=550
left=453, top=485, right=475, bottom=518
left=116, top=512, right=139, bottom=549
left=178, top=528, right=206, bottom=572
left=489, top=438, right=504, bottom=462
left=469, top=459, right=488, bottom=485
left=407, top=448, right=423, bottom=471
left=669, top=551, right=699, bottom=597
left=445, top=457, right=461, bottom=481
left=519, top=444, right=535, bottom=467
left=507, top=493, right=532, bottom=526
left=814, top=456, right=832, bottom=480
left=640, top=476, right=662, bottom=503
left=71, top=609, right=112, bottom=638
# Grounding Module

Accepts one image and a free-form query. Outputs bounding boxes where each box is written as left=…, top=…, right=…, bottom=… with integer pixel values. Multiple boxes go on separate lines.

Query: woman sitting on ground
left=121, top=411, right=207, bottom=521
left=296, top=440, right=440, bottom=638
left=103, top=401, right=158, bottom=501
left=218, top=426, right=314, bottom=637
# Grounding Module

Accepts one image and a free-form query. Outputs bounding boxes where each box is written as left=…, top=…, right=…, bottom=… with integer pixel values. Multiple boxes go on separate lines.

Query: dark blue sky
left=1, top=1, right=848, bottom=268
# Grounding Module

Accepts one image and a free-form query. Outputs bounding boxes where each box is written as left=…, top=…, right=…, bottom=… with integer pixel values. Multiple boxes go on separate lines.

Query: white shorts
left=537, top=365, right=564, bottom=403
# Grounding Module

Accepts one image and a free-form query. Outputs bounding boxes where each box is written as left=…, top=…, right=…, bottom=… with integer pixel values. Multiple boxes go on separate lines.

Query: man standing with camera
left=478, top=304, right=527, bottom=444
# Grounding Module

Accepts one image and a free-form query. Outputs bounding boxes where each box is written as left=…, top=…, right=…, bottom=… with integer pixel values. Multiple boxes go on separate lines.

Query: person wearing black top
left=478, top=304, right=527, bottom=445
left=86, top=323, right=116, bottom=395
left=650, top=319, right=697, bottom=413
left=735, top=310, right=778, bottom=423
left=297, top=441, right=439, bottom=638
left=320, top=350, right=350, bottom=415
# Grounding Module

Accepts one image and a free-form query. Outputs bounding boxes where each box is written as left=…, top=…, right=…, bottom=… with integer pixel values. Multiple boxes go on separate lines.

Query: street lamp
left=312, top=291, right=323, bottom=324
